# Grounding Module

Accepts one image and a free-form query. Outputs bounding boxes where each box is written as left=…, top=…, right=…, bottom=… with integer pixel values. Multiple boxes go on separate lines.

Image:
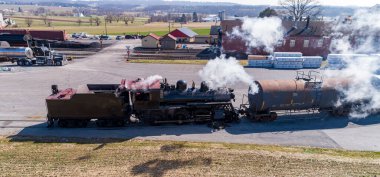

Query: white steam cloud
left=327, top=8, right=380, bottom=118
left=126, top=75, right=163, bottom=90
left=198, top=55, right=258, bottom=94
left=230, top=17, right=285, bottom=53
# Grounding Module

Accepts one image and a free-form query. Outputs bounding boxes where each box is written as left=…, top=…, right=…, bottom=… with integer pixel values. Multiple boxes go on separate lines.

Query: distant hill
left=0, top=0, right=363, bottom=17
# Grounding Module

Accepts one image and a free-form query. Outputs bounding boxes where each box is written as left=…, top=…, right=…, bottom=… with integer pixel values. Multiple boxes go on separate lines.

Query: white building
left=142, top=33, right=161, bottom=48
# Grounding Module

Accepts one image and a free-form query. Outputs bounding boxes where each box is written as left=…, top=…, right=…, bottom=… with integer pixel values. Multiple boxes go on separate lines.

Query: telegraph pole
left=104, top=17, right=108, bottom=35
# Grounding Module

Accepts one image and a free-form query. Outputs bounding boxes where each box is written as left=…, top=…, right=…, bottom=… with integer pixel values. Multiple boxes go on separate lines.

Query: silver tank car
left=0, top=47, right=34, bottom=59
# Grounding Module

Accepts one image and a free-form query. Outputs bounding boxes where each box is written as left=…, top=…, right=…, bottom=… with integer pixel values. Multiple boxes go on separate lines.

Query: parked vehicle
left=0, top=45, right=67, bottom=66
left=100, top=35, right=112, bottom=40
left=116, top=36, right=124, bottom=40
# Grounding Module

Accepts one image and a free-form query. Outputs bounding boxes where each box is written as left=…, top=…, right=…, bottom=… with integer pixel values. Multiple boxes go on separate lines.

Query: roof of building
left=282, top=20, right=332, bottom=37
left=210, top=25, right=220, bottom=35
left=221, top=19, right=331, bottom=37
left=144, top=33, right=161, bottom=40
left=161, top=34, right=177, bottom=41
left=169, top=27, right=198, bottom=38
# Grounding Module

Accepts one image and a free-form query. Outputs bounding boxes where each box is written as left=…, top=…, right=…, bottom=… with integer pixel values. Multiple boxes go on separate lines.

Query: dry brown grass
left=0, top=136, right=379, bottom=176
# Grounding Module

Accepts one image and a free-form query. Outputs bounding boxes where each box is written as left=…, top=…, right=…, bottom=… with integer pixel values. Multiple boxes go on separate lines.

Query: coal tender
left=46, top=77, right=238, bottom=127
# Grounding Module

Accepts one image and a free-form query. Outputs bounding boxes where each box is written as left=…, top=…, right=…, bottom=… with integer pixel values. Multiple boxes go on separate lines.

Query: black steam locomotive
left=46, top=77, right=238, bottom=128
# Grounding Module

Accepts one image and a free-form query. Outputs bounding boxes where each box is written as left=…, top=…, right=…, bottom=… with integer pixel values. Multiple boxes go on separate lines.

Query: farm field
left=0, top=137, right=379, bottom=176
left=5, top=14, right=213, bottom=35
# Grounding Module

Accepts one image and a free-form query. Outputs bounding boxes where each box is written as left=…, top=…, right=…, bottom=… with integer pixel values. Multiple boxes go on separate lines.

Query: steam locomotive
left=46, top=77, right=238, bottom=127
left=46, top=72, right=359, bottom=128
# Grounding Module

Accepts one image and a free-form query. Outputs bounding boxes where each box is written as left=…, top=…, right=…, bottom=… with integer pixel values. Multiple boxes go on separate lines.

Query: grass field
left=0, top=136, right=379, bottom=176
left=128, top=59, right=248, bottom=65
left=7, top=15, right=213, bottom=36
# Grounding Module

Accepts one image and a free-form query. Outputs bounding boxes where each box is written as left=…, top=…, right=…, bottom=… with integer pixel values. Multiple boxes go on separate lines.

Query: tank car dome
left=176, top=80, right=187, bottom=92
left=200, top=81, right=209, bottom=92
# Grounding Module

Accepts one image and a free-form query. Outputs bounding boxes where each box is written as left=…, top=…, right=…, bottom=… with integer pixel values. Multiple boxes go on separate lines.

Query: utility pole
left=168, top=21, right=171, bottom=33
left=104, top=17, right=108, bottom=35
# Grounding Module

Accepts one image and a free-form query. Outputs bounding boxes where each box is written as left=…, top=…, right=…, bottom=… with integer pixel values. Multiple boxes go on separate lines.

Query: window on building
left=290, top=40, right=296, bottom=47
left=317, top=39, right=324, bottom=48
left=303, top=40, right=309, bottom=48
left=277, top=40, right=284, bottom=47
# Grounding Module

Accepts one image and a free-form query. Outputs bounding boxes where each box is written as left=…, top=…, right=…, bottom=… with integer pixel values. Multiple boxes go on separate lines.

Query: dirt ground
left=0, top=136, right=379, bottom=177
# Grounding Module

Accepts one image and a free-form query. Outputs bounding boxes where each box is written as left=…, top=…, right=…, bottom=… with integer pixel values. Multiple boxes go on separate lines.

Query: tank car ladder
left=292, top=71, right=324, bottom=117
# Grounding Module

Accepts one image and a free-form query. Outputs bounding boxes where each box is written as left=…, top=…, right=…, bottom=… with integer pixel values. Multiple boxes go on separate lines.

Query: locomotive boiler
left=46, top=77, right=238, bottom=128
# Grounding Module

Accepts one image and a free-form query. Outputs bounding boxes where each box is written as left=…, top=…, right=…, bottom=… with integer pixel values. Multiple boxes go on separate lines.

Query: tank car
left=46, top=77, right=238, bottom=127
left=240, top=72, right=351, bottom=121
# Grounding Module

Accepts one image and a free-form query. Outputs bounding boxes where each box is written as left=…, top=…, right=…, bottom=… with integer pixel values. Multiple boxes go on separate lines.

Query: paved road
left=1, top=40, right=380, bottom=151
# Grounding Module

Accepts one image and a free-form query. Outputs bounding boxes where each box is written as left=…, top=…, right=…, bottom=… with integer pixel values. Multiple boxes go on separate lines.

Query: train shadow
left=8, top=113, right=380, bottom=144
left=225, top=113, right=380, bottom=134
left=8, top=121, right=215, bottom=144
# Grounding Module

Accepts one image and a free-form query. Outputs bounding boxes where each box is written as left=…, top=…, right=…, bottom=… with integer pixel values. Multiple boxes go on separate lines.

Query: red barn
left=169, top=27, right=198, bottom=43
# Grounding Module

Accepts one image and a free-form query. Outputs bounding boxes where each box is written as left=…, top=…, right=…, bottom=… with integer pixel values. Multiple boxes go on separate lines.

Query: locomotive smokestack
left=51, top=85, right=58, bottom=95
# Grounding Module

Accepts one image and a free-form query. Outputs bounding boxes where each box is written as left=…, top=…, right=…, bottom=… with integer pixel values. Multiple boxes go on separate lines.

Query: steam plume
left=198, top=55, right=258, bottom=94
left=327, top=8, right=380, bottom=117
left=230, top=17, right=285, bottom=53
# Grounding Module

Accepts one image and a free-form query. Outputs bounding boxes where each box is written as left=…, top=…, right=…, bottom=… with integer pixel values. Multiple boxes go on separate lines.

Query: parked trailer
left=0, top=29, right=67, bottom=41
left=0, top=47, right=34, bottom=58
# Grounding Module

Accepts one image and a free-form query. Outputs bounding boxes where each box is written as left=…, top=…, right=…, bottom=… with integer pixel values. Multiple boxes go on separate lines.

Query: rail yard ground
left=0, top=136, right=379, bottom=176
left=1, top=40, right=380, bottom=175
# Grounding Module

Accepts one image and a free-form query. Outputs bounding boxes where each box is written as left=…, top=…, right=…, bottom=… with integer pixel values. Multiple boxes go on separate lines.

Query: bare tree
left=94, top=17, right=101, bottom=26
left=115, top=14, right=123, bottom=23
left=42, top=15, right=48, bottom=25
left=123, top=15, right=131, bottom=25
left=105, top=14, right=113, bottom=23
left=47, top=20, right=52, bottom=27
left=279, top=0, right=322, bottom=21
left=89, top=16, right=93, bottom=26
left=25, top=18, right=33, bottom=27
left=77, top=19, right=82, bottom=26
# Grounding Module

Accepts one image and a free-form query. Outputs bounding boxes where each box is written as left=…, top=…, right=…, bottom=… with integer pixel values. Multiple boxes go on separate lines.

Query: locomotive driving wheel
left=148, top=111, right=164, bottom=125
left=174, top=109, right=190, bottom=125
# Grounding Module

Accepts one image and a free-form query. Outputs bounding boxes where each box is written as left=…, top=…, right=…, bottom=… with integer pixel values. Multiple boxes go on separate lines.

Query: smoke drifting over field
left=199, top=55, right=258, bottom=94
left=327, top=8, right=380, bottom=117
left=230, top=17, right=285, bottom=53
